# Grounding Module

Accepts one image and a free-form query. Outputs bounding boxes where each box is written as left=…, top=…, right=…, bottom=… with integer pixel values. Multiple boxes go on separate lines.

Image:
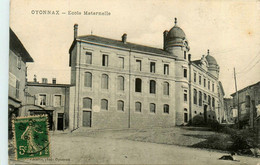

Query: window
left=150, top=80, right=156, bottom=94
left=212, top=97, right=215, bottom=108
left=117, top=100, right=124, bottom=111
left=212, top=83, right=214, bottom=92
left=163, top=104, right=169, bottom=114
left=183, top=69, right=187, bottom=78
left=199, top=91, right=202, bottom=106
left=208, top=80, right=210, bottom=90
left=15, top=80, right=20, bottom=98
left=150, top=103, right=156, bottom=113
left=101, top=99, right=108, bottom=110
left=208, top=96, right=211, bottom=106
left=136, top=60, right=142, bottom=71
left=199, top=75, right=201, bottom=85
left=194, top=73, right=197, bottom=82
left=17, top=56, right=21, bottom=69
left=204, top=78, right=206, bottom=87
left=117, top=76, right=124, bottom=91
left=135, top=78, right=142, bottom=92
left=102, top=54, right=108, bottom=66
left=204, top=93, right=207, bottom=100
left=164, top=64, right=169, bottom=75
left=83, top=97, right=92, bottom=109
left=39, top=94, right=46, bottom=106
left=85, top=52, right=92, bottom=64
left=184, top=51, right=186, bottom=59
left=54, top=95, right=61, bottom=107
left=135, top=102, right=141, bottom=112
left=101, top=74, right=109, bottom=89
left=119, top=57, right=124, bottom=68
left=163, top=82, right=169, bottom=95
left=184, top=90, right=188, bottom=102
left=84, top=72, right=92, bottom=87
left=150, top=62, right=156, bottom=73
left=184, top=112, right=188, bottom=123
left=193, top=89, right=197, bottom=105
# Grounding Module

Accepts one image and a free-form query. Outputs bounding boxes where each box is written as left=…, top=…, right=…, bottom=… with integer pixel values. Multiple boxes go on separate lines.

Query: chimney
left=74, top=24, right=78, bottom=39
left=163, top=30, right=168, bottom=50
left=188, top=54, right=191, bottom=62
left=33, top=74, right=37, bottom=82
left=52, top=78, right=56, bottom=84
left=42, top=78, right=48, bottom=84
left=122, top=33, right=127, bottom=44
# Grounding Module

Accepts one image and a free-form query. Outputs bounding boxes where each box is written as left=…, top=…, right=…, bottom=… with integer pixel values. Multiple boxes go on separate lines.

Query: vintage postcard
left=8, top=0, right=260, bottom=164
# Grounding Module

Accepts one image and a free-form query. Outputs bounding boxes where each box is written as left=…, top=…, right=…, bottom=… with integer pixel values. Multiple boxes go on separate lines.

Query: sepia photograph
left=6, top=0, right=260, bottom=164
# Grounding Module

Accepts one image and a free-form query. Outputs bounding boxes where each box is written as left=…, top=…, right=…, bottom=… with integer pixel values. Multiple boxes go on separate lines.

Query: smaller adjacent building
left=231, top=81, right=260, bottom=128
left=24, top=78, right=71, bottom=131
left=9, top=28, right=34, bottom=137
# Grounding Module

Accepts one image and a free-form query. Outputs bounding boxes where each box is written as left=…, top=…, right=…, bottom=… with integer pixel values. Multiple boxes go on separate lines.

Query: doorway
left=57, top=113, right=64, bottom=130
left=204, top=105, right=207, bottom=123
left=83, top=111, right=91, bottom=127
left=30, top=110, right=54, bottom=130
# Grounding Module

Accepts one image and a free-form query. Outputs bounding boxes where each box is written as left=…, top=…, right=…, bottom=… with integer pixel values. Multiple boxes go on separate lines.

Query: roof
left=69, top=35, right=171, bottom=56
left=206, top=55, right=217, bottom=65
left=191, top=60, right=201, bottom=66
left=231, top=81, right=260, bottom=96
left=27, top=82, right=72, bottom=87
left=10, top=28, right=34, bottom=62
left=166, top=26, right=186, bottom=41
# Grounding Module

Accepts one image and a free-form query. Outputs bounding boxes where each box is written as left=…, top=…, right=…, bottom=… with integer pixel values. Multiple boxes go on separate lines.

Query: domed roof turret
left=166, top=18, right=186, bottom=41
left=205, top=50, right=218, bottom=66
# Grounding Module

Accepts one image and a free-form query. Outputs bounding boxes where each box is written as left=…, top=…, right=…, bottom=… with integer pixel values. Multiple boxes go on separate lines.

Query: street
left=9, top=129, right=260, bottom=165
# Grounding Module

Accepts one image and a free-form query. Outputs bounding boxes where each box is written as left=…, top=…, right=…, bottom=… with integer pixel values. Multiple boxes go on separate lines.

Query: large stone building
left=9, top=28, right=34, bottom=137
left=68, top=18, right=224, bottom=130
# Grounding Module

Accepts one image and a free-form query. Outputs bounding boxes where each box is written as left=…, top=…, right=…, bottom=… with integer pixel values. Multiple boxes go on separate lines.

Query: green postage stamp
left=12, top=115, right=50, bottom=159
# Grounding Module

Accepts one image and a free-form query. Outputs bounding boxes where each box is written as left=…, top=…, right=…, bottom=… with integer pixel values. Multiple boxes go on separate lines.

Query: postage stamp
left=12, top=115, right=50, bottom=160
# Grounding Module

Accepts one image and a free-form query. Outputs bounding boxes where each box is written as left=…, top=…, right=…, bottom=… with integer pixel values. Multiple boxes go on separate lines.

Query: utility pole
left=234, top=68, right=240, bottom=128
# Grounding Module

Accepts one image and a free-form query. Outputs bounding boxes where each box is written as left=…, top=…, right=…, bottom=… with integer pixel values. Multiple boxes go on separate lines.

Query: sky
left=10, top=0, right=260, bottom=97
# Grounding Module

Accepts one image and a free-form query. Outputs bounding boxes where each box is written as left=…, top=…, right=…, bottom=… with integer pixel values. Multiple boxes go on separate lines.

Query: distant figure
left=219, top=152, right=238, bottom=161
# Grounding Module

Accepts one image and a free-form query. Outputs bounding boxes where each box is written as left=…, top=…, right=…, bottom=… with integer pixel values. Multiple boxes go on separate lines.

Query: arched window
left=85, top=52, right=92, bottom=64
left=150, top=80, right=156, bottom=94
left=83, top=97, right=92, bottom=109
left=117, top=100, right=124, bottom=111
left=101, top=99, right=108, bottom=110
left=208, top=96, right=211, bottom=106
left=117, top=76, right=124, bottom=91
left=135, top=102, right=141, bottom=112
left=163, top=104, right=169, bottom=114
left=199, top=91, right=202, bottom=106
left=135, top=78, right=142, bottom=92
left=204, top=93, right=207, bottom=100
left=84, top=72, right=92, bottom=87
left=101, top=74, right=109, bottom=89
left=163, top=82, right=169, bottom=95
left=150, top=103, right=156, bottom=113
left=193, top=89, right=197, bottom=105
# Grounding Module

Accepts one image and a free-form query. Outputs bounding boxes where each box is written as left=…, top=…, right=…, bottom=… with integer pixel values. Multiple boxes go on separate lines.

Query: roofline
left=10, top=28, right=34, bottom=62
left=27, top=82, right=72, bottom=87
left=69, top=36, right=177, bottom=59
left=191, top=62, right=218, bottom=80
left=230, top=81, right=260, bottom=96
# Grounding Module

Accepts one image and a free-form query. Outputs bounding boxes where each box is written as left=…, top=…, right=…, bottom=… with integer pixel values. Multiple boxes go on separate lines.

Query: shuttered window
left=101, top=74, right=109, bottom=89
left=163, top=82, right=169, bottom=95
left=117, top=76, right=124, bottom=91
left=101, top=99, right=108, bottom=110
left=83, top=97, right=92, bottom=109
left=117, top=100, right=124, bottom=111
left=84, top=72, right=92, bottom=87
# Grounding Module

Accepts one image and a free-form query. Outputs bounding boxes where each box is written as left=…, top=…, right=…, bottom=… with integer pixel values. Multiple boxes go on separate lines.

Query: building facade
left=231, top=81, right=260, bottom=128
left=24, top=78, right=71, bottom=131
left=68, top=18, right=224, bottom=130
left=9, top=28, right=34, bottom=137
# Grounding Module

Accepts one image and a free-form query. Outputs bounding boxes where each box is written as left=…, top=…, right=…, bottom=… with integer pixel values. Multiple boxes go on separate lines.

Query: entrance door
left=57, top=113, right=64, bottom=130
left=204, top=105, right=207, bottom=123
left=83, top=111, right=91, bottom=127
